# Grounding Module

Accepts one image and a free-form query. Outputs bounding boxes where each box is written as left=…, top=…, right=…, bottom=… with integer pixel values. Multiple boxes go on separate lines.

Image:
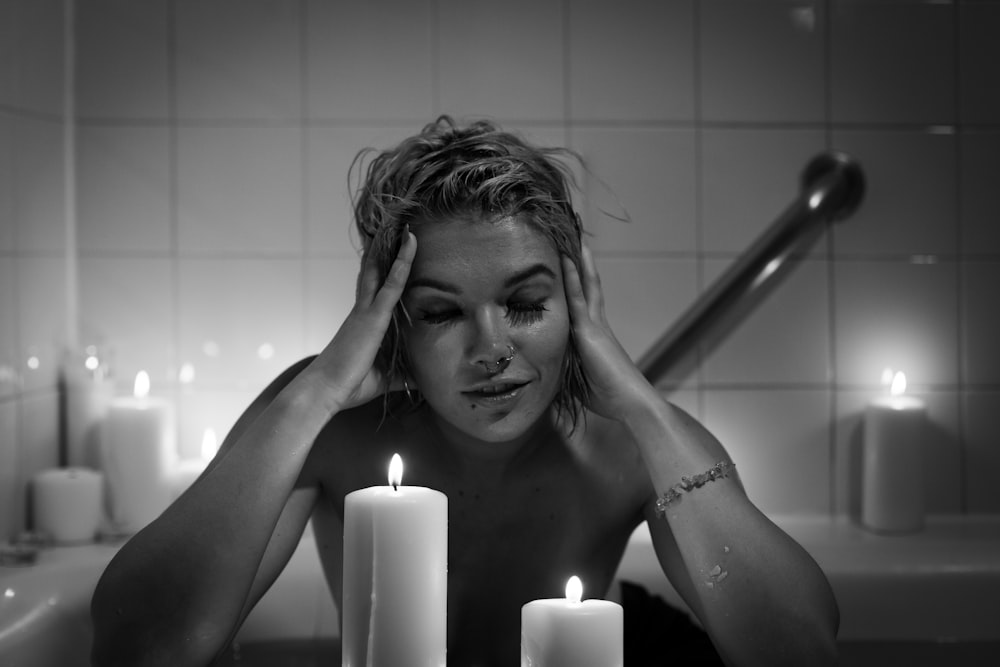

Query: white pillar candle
left=169, top=428, right=217, bottom=500
left=342, top=453, right=447, bottom=667
left=862, top=371, right=926, bottom=533
left=101, top=371, right=176, bottom=534
left=32, top=467, right=104, bottom=544
left=521, top=576, right=623, bottom=667
left=63, top=354, right=113, bottom=469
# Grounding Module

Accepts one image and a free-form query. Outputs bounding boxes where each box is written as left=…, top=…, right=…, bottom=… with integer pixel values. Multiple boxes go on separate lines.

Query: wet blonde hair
left=351, top=116, right=589, bottom=427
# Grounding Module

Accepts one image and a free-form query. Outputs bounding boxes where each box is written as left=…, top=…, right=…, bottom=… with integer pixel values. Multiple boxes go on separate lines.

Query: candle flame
left=565, top=576, right=583, bottom=604
left=133, top=370, right=151, bottom=399
left=201, top=428, right=218, bottom=461
left=388, top=453, right=403, bottom=489
left=890, top=371, right=907, bottom=397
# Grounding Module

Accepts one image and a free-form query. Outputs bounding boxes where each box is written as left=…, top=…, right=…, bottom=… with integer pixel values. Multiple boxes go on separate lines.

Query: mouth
left=462, top=381, right=529, bottom=404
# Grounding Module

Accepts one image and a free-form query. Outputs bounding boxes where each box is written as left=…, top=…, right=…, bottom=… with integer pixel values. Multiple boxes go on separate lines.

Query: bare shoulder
left=569, top=410, right=652, bottom=513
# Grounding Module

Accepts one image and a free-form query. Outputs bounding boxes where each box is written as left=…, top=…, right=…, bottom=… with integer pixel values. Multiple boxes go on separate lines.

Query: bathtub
left=2, top=514, right=998, bottom=666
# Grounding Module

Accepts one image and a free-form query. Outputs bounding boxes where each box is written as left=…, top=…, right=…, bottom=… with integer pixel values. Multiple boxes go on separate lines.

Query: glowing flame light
left=890, top=371, right=907, bottom=397
left=565, top=576, right=583, bottom=604
left=201, top=428, right=218, bottom=461
left=388, top=453, right=403, bottom=489
left=133, top=371, right=151, bottom=399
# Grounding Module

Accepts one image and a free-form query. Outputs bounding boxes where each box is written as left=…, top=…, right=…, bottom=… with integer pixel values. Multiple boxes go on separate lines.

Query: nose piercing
left=481, top=345, right=515, bottom=375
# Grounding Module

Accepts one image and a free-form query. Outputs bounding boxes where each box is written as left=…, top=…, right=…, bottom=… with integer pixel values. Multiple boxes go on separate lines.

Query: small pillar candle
left=62, top=348, right=113, bottom=469
left=342, top=453, right=448, bottom=667
left=862, top=371, right=926, bottom=533
left=521, top=576, right=623, bottom=667
left=32, top=467, right=104, bottom=543
left=101, top=371, right=176, bottom=534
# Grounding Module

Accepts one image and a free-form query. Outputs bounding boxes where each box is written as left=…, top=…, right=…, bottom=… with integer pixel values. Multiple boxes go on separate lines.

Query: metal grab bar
left=637, top=151, right=865, bottom=385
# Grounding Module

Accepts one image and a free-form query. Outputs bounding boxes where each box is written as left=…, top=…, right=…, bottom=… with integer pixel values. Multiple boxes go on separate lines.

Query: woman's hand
left=305, top=230, right=417, bottom=412
left=562, top=244, right=659, bottom=421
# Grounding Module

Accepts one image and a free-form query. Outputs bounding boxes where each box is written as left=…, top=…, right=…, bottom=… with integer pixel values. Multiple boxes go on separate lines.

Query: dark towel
left=621, top=580, right=725, bottom=666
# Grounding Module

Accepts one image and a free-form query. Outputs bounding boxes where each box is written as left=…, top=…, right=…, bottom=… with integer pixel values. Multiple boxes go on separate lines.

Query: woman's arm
left=562, top=246, right=839, bottom=667
left=90, top=232, right=417, bottom=667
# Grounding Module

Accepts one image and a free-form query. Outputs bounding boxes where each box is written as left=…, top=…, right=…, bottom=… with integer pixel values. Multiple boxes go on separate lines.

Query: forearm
left=625, top=397, right=839, bottom=667
left=91, top=372, right=332, bottom=666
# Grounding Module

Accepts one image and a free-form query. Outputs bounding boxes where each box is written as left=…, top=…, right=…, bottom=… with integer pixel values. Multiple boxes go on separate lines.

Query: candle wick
left=393, top=482, right=398, bottom=492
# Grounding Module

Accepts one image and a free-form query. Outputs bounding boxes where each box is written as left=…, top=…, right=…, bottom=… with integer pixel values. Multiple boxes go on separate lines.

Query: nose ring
left=481, top=345, right=515, bottom=375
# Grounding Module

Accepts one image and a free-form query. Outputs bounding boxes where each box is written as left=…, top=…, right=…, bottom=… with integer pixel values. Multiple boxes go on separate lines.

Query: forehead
left=408, top=216, right=560, bottom=286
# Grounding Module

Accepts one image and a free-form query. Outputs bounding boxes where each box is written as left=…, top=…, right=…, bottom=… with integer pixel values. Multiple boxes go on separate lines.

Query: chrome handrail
left=637, top=151, right=865, bottom=385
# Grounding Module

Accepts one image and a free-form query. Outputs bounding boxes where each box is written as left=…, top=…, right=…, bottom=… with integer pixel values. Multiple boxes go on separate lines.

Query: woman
left=91, top=117, right=838, bottom=666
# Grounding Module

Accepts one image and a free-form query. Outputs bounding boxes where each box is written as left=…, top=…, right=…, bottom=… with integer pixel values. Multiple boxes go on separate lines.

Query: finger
left=370, top=230, right=417, bottom=313
left=580, top=244, right=606, bottom=321
left=561, top=254, right=590, bottom=322
left=356, top=241, right=381, bottom=304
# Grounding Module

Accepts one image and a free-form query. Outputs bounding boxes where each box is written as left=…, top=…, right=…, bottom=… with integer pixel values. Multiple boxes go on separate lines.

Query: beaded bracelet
left=655, top=461, right=735, bottom=517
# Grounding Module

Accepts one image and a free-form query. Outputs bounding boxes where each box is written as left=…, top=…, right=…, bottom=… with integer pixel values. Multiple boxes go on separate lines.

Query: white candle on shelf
left=63, top=347, right=114, bottom=469
left=342, top=453, right=448, bottom=667
left=169, top=428, right=218, bottom=500
left=521, top=575, right=624, bottom=667
left=862, top=370, right=926, bottom=533
left=32, top=467, right=104, bottom=544
left=101, top=370, right=176, bottom=534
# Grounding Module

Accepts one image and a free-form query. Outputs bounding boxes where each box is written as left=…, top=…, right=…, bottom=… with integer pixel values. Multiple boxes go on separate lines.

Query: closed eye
left=506, top=302, right=547, bottom=326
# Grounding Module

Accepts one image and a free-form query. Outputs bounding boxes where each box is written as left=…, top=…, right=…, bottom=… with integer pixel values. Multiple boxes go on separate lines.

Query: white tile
left=0, top=0, right=17, bottom=108
left=77, top=126, right=172, bottom=253
left=306, top=125, right=417, bottom=256
left=177, top=258, right=305, bottom=391
left=963, top=262, right=1000, bottom=386
left=17, top=256, right=66, bottom=393
left=569, top=0, right=695, bottom=122
left=702, top=257, right=830, bottom=385
left=304, top=257, right=361, bottom=355
left=703, top=388, right=832, bottom=515
left=174, top=0, right=302, bottom=120
left=437, top=0, right=564, bottom=122
left=831, top=130, right=957, bottom=257
left=0, top=399, right=22, bottom=540
left=0, top=112, right=13, bottom=252
left=593, top=256, right=698, bottom=385
left=960, top=3, right=1000, bottom=125
left=834, top=259, right=959, bottom=386
left=834, top=389, right=961, bottom=519
left=177, top=126, right=303, bottom=256
left=177, top=387, right=257, bottom=460
left=831, top=0, right=955, bottom=124
left=13, top=116, right=65, bottom=253
left=701, top=128, right=828, bottom=254
left=960, top=131, right=1000, bottom=255
left=0, top=257, right=20, bottom=400
left=15, top=0, right=63, bottom=116
left=700, top=0, right=826, bottom=123
left=77, top=0, right=169, bottom=119
left=78, top=257, right=174, bottom=389
left=963, top=391, right=1000, bottom=513
left=571, top=127, right=697, bottom=253
left=305, top=0, right=433, bottom=121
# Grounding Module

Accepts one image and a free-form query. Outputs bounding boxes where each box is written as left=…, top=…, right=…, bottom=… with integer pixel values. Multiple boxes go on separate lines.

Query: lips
left=463, top=380, right=529, bottom=403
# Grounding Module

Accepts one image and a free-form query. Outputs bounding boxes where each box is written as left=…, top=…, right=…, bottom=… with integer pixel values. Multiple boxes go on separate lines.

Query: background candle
left=169, top=428, right=217, bottom=500
left=342, top=454, right=447, bottom=667
left=862, top=371, right=926, bottom=533
left=521, top=576, right=623, bottom=667
left=32, top=467, right=104, bottom=543
left=62, top=348, right=113, bottom=469
left=101, top=370, right=176, bottom=534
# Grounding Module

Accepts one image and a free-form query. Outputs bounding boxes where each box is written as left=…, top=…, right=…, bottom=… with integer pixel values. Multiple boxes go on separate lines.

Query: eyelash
left=420, top=302, right=548, bottom=327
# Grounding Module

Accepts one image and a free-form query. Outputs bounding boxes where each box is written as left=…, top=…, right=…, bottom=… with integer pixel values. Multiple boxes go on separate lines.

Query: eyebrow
left=407, top=263, right=557, bottom=295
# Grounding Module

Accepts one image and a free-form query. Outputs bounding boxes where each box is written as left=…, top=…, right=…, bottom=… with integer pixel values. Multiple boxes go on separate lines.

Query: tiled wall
left=2, top=0, right=999, bottom=540
left=0, top=0, right=70, bottom=540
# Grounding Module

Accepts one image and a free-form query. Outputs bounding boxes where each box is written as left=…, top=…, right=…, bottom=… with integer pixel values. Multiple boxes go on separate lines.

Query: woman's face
left=402, top=215, right=570, bottom=449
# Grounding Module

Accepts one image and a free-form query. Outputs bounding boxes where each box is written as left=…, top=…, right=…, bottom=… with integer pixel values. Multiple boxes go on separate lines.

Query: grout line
left=952, top=0, right=967, bottom=514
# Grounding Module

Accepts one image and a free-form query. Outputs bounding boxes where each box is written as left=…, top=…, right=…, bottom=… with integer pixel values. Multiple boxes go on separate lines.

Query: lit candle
left=62, top=347, right=114, bottom=469
left=32, top=467, right=104, bottom=544
left=862, top=370, right=926, bottom=533
left=169, top=428, right=218, bottom=500
left=521, top=576, right=623, bottom=667
left=101, top=370, right=176, bottom=534
left=342, top=453, right=448, bottom=667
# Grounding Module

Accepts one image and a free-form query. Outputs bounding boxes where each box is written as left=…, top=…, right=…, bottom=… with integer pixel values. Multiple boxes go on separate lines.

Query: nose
left=467, top=308, right=513, bottom=372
